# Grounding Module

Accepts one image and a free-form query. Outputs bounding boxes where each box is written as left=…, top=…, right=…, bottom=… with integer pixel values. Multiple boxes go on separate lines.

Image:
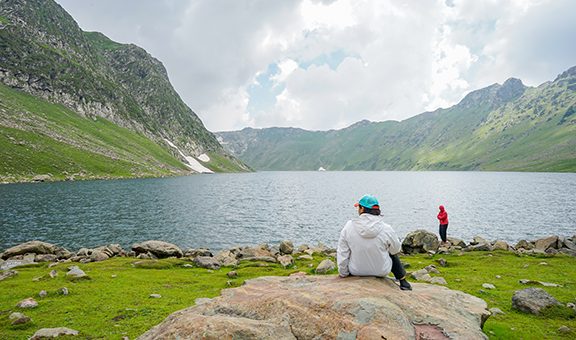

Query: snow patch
left=198, top=153, right=210, bottom=162
left=164, top=139, right=214, bottom=174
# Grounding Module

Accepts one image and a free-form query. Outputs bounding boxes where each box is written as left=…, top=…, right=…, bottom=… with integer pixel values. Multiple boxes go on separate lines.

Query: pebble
left=227, top=271, right=238, bottom=278
left=482, top=283, right=496, bottom=290
left=17, top=297, right=38, bottom=309
left=9, top=312, right=31, bottom=325
left=539, top=262, right=548, bottom=266
left=59, top=287, right=69, bottom=295
left=495, top=275, right=501, bottom=279
left=489, top=307, right=505, bottom=316
left=149, top=294, right=162, bottom=298
left=558, top=326, right=571, bottom=334
left=111, top=274, right=117, bottom=278
left=39, top=290, right=47, bottom=298
left=49, top=270, right=58, bottom=278
left=182, top=264, right=193, bottom=268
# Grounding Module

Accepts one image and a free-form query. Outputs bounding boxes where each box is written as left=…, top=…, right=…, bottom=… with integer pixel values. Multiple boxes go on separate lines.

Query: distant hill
left=0, top=0, right=249, bottom=182
left=217, top=68, right=576, bottom=172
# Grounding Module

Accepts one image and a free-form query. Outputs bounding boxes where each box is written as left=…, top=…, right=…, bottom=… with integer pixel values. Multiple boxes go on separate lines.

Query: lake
left=0, top=171, right=575, bottom=252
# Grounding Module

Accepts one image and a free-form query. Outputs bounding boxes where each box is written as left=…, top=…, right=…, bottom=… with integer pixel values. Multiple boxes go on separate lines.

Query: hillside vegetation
left=218, top=69, right=576, bottom=172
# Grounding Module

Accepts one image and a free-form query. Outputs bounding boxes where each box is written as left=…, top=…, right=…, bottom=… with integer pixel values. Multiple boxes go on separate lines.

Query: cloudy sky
left=56, top=0, right=576, bottom=132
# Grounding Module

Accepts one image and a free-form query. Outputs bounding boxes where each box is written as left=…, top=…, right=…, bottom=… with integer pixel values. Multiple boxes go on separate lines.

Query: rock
left=277, top=255, right=294, bottom=268
left=512, top=288, right=561, bottom=314
left=411, top=270, right=433, bottom=283
left=182, top=264, right=193, bottom=268
left=534, top=236, right=559, bottom=251
left=297, top=255, right=314, bottom=260
left=66, top=266, right=89, bottom=280
left=194, top=256, right=221, bottom=270
left=471, top=236, right=489, bottom=245
left=482, top=283, right=496, bottom=290
left=279, top=240, right=294, bottom=254
left=495, top=275, right=501, bottom=279
left=492, top=240, right=509, bottom=251
left=0, top=269, right=18, bottom=281
left=237, top=245, right=274, bottom=259
left=1, top=240, right=70, bottom=260
left=227, top=271, right=238, bottom=278
left=241, top=256, right=277, bottom=263
left=518, top=279, right=562, bottom=287
left=17, top=297, right=38, bottom=309
left=35, top=254, right=58, bottom=262
left=9, top=312, right=31, bottom=325
left=106, top=244, right=124, bottom=256
left=76, top=248, right=92, bottom=257
left=559, top=248, right=576, bottom=257
left=39, top=290, right=47, bottom=298
left=139, top=275, right=490, bottom=339
left=436, top=258, right=448, bottom=267
left=297, top=244, right=309, bottom=253
left=315, top=259, right=336, bottom=274
left=401, top=229, right=440, bottom=254
left=538, top=262, right=548, bottom=266
left=515, top=239, right=534, bottom=250
left=214, top=250, right=238, bottom=267
left=489, top=307, right=505, bottom=316
left=545, top=248, right=558, bottom=255
left=563, top=239, right=576, bottom=251
left=447, top=237, right=466, bottom=248
left=49, top=269, right=58, bottom=278
left=90, top=250, right=110, bottom=262
left=132, top=240, right=183, bottom=258
left=1, top=256, right=36, bottom=270
left=59, top=287, right=69, bottom=295
left=32, top=174, right=52, bottom=182
left=184, top=248, right=213, bottom=258
left=150, top=294, right=162, bottom=298
left=467, top=243, right=492, bottom=252
left=430, top=277, right=447, bottom=285
left=30, top=327, right=79, bottom=339
left=557, top=326, right=571, bottom=334
left=567, top=302, right=575, bottom=309
left=424, top=265, right=440, bottom=274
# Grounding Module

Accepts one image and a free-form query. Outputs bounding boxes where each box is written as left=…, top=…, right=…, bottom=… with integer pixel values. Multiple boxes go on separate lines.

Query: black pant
left=439, top=224, right=448, bottom=242
left=390, top=253, right=406, bottom=280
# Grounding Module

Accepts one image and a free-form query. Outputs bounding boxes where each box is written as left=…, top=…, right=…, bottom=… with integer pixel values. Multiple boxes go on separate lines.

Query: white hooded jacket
left=337, top=213, right=402, bottom=277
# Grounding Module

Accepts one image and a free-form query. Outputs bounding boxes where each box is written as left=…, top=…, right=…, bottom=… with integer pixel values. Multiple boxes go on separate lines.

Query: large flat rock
left=139, top=275, right=490, bottom=339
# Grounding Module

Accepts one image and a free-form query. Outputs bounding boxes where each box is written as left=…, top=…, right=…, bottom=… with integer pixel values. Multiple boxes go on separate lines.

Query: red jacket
left=437, top=205, right=448, bottom=224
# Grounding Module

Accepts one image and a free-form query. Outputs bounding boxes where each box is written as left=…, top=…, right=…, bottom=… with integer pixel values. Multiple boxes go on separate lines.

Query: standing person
left=437, top=205, right=449, bottom=245
left=337, top=194, right=412, bottom=291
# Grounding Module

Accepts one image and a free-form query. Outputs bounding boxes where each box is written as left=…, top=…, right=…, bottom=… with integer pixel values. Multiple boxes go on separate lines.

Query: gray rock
left=184, top=248, right=213, bottom=258
left=76, top=248, right=92, bottom=257
left=430, top=277, right=447, bottom=285
left=512, top=288, right=561, bottom=314
left=515, top=239, right=534, bottom=250
left=39, top=290, right=47, bottom=298
left=557, top=326, right=571, bottom=334
left=315, top=259, right=336, bottom=274
left=32, top=174, right=52, bottom=182
left=447, top=237, right=466, bottom=248
left=436, top=258, right=448, bottom=267
left=424, top=265, right=440, bottom=274
left=277, top=255, right=294, bottom=268
left=30, top=327, right=79, bottom=339
left=214, top=250, right=238, bottom=267
left=559, top=248, right=576, bottom=257
left=1, top=256, right=35, bottom=270
left=567, top=302, right=575, bottom=309
left=150, top=294, right=162, bottom=298
left=17, top=297, right=38, bottom=309
left=0, top=269, right=18, bottom=281
left=279, top=240, right=294, bottom=254
left=194, top=256, right=221, bottom=270
left=492, top=240, right=509, bottom=251
left=66, top=266, right=88, bottom=279
left=35, top=254, right=58, bottom=262
left=49, top=269, right=58, bottom=278
left=534, top=236, right=559, bottom=251
left=489, top=307, right=505, bottom=316
left=563, top=239, right=576, bottom=251
left=467, top=243, right=492, bottom=252
left=1, top=240, right=70, bottom=260
left=482, top=283, right=496, bottom=290
left=240, top=256, right=277, bottom=263
left=9, top=312, right=31, bottom=325
left=296, top=244, right=309, bottom=253
left=471, top=236, right=489, bottom=245
left=411, top=269, right=433, bottom=282
left=90, top=250, right=109, bottom=262
left=237, top=245, right=274, bottom=259
left=59, top=287, right=69, bottom=295
left=132, top=240, right=183, bottom=258
left=401, top=229, right=440, bottom=254
left=297, top=254, right=314, bottom=260
left=227, top=271, right=238, bottom=278
left=518, top=279, right=562, bottom=287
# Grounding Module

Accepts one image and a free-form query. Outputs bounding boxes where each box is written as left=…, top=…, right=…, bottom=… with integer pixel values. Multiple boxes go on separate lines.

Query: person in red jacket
left=437, top=205, right=449, bottom=245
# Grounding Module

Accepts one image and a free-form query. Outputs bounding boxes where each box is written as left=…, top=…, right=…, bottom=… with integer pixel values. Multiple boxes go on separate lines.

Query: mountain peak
left=459, top=78, right=525, bottom=109
left=554, top=65, right=576, bottom=82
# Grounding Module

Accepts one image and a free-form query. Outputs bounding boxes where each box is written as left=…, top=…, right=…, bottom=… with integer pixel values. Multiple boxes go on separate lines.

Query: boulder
left=402, top=230, right=440, bottom=254
left=0, top=269, right=18, bottom=281
left=240, top=256, right=277, bottom=263
left=467, top=243, right=492, bottom=252
left=279, top=240, right=294, bottom=254
left=297, top=255, right=314, bottom=260
left=30, top=327, right=79, bottom=339
left=563, top=239, right=576, bottom=251
left=214, top=250, right=238, bottom=267
left=515, top=240, right=534, bottom=250
left=1, top=240, right=70, bottom=259
left=237, top=245, right=273, bottom=259
left=17, top=297, right=38, bottom=309
left=132, top=240, right=183, bottom=258
left=90, top=250, right=109, bottom=262
left=471, top=236, right=489, bottom=245
left=512, top=288, right=561, bottom=314
left=430, top=277, right=448, bottom=285
left=66, top=266, right=88, bottom=280
left=447, top=237, right=466, bottom=248
left=559, top=248, right=576, bottom=257
left=184, top=248, right=213, bottom=258
left=411, top=270, right=432, bottom=283
left=492, top=240, right=509, bottom=251
left=194, top=256, right=221, bottom=270
left=534, top=236, right=559, bottom=251
left=277, top=255, right=294, bottom=268
left=315, top=259, right=336, bottom=274
left=9, top=312, right=31, bottom=325
left=35, top=254, right=58, bottom=262
left=139, top=276, right=490, bottom=339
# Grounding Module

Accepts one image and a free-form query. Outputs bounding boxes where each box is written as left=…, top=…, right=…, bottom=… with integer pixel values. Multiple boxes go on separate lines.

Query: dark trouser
left=390, top=253, right=406, bottom=280
left=439, top=224, right=448, bottom=242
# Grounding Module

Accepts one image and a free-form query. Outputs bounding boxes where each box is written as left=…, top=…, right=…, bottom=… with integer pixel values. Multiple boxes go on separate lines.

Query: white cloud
left=56, top=0, right=576, bottom=131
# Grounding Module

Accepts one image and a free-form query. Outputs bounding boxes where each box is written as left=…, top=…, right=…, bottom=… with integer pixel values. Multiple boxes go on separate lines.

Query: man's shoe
left=399, top=279, right=412, bottom=291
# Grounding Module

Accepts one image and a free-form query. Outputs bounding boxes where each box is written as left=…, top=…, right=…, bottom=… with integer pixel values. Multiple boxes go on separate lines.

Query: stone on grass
left=66, top=266, right=89, bottom=280
left=471, top=236, right=489, bottom=245
left=298, top=255, right=314, bottom=260
left=49, top=269, right=58, bottom=278
left=430, top=277, right=447, bottom=285
left=512, top=288, right=561, bottom=315
left=227, top=271, right=238, bottom=278
left=482, top=283, right=496, bottom=290
left=150, top=294, right=162, bottom=298
left=492, top=240, right=509, bottom=251
left=534, top=236, right=559, bottom=251
left=447, top=237, right=466, bottom=248
left=90, top=250, right=109, bottom=262
left=184, top=248, right=213, bottom=258
left=35, top=254, right=58, bottom=262
left=467, top=243, right=492, bottom=251
left=138, top=275, right=490, bottom=340
left=1, top=240, right=70, bottom=259
left=39, top=290, right=47, bottom=298
left=279, top=240, right=294, bottom=254
left=515, top=239, right=534, bottom=250
left=132, top=240, right=183, bottom=258
left=557, top=326, right=571, bottom=334
left=277, top=255, right=294, bottom=268
left=194, top=256, right=221, bottom=270
left=214, top=250, right=238, bottom=267
left=489, top=307, right=505, bottom=316
left=30, top=327, right=79, bottom=339
left=17, top=297, right=38, bottom=309
left=424, top=265, right=440, bottom=274
left=518, top=279, right=562, bottom=287
left=435, top=258, right=448, bottom=267
left=401, top=230, right=440, bottom=254
left=315, top=259, right=335, bottom=274
left=59, top=287, right=69, bottom=295
left=0, top=269, right=17, bottom=281
left=9, top=312, right=31, bottom=325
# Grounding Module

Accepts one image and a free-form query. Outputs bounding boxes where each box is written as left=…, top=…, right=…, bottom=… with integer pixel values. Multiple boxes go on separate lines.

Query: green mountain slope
left=0, top=0, right=249, bottom=181
left=217, top=69, right=576, bottom=172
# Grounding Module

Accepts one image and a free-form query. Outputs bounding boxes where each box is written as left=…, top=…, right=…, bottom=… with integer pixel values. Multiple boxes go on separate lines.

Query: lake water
left=0, top=171, right=575, bottom=252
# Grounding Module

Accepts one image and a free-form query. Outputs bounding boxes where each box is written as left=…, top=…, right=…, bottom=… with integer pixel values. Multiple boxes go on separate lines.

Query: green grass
left=0, top=251, right=574, bottom=339
left=0, top=83, right=190, bottom=182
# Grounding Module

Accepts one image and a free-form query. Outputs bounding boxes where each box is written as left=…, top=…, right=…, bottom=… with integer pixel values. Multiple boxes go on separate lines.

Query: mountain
left=217, top=68, right=576, bottom=172
left=0, top=0, right=249, bottom=182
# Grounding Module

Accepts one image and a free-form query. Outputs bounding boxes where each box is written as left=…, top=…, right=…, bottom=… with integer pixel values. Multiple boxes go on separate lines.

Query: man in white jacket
left=337, top=194, right=412, bottom=290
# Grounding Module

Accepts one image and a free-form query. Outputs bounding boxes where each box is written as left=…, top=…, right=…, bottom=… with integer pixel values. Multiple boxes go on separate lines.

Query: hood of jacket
left=354, top=213, right=384, bottom=239
left=439, top=205, right=445, bottom=212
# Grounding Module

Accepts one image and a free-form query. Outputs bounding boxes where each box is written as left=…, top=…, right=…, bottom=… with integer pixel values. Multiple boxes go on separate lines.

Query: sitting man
left=337, top=194, right=412, bottom=290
